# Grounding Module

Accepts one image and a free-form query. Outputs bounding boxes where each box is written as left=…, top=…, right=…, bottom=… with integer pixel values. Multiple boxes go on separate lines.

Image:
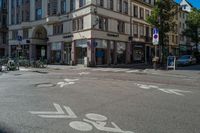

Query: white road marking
left=19, top=68, right=31, bottom=71
left=85, top=113, right=108, bottom=121
left=135, top=83, right=191, bottom=96
left=29, top=103, right=135, bottom=133
left=126, top=70, right=140, bottom=73
left=57, top=79, right=79, bottom=88
left=70, top=121, right=93, bottom=131
left=29, top=103, right=77, bottom=119
left=78, top=72, right=90, bottom=75
left=64, top=79, right=79, bottom=82
left=30, top=103, right=64, bottom=115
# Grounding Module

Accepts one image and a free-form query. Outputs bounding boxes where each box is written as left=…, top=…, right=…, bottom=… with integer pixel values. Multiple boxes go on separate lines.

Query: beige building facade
left=8, top=0, right=155, bottom=66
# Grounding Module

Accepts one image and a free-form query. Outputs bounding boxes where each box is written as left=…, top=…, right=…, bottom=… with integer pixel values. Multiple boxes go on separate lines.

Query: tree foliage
left=183, top=9, right=200, bottom=51
left=146, top=0, right=177, bottom=63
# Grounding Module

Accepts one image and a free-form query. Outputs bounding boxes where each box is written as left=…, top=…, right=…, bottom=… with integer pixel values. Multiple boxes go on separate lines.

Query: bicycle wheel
left=42, top=60, right=48, bottom=68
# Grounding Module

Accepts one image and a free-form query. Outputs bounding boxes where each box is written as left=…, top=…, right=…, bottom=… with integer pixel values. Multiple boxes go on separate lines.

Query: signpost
left=152, top=28, right=159, bottom=70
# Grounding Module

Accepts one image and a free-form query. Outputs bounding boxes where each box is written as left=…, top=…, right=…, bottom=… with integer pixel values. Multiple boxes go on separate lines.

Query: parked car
left=177, top=55, right=196, bottom=66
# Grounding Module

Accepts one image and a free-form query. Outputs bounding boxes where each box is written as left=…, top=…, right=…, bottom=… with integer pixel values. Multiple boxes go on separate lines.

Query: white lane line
left=29, top=103, right=64, bottom=115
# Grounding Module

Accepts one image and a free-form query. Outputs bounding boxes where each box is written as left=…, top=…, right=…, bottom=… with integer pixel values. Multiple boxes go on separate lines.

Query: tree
left=183, top=9, right=200, bottom=53
left=146, top=0, right=178, bottom=64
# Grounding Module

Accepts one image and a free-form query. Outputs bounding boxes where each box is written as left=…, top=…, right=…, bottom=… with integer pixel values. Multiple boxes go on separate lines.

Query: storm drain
left=35, top=83, right=56, bottom=88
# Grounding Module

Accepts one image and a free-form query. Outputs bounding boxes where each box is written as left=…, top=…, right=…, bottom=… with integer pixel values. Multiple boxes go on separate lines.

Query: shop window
left=117, top=42, right=126, bottom=64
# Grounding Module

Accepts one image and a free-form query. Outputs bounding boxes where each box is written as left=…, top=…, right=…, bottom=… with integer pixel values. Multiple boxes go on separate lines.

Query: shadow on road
left=177, top=64, right=200, bottom=71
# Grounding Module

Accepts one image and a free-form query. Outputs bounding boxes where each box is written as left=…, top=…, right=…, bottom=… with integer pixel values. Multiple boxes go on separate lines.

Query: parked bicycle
left=6, top=58, right=19, bottom=71
left=31, top=59, right=48, bottom=68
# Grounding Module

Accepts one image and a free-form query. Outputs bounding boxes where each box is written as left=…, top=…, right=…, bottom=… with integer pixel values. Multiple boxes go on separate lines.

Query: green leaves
left=183, top=9, right=200, bottom=51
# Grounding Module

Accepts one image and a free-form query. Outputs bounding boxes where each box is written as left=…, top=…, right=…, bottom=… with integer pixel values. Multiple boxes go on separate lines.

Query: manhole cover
left=35, top=83, right=55, bottom=88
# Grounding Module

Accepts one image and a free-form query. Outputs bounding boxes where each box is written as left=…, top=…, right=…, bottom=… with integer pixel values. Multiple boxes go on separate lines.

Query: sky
left=176, top=0, right=200, bottom=9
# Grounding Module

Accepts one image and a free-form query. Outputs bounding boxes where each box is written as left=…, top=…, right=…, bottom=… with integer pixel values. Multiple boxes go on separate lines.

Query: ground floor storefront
left=9, top=39, right=154, bottom=66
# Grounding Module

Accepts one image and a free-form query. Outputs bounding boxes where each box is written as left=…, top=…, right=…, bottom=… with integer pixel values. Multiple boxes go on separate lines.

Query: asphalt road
left=0, top=65, right=200, bottom=133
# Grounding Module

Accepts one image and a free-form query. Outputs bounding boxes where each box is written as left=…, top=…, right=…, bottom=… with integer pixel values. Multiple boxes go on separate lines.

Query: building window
left=70, top=0, right=75, bottom=11
left=12, top=30, right=18, bottom=40
left=145, top=10, right=150, bottom=19
left=53, top=23, right=63, bottom=35
left=61, top=0, right=66, bottom=14
left=25, top=11, right=30, bottom=21
left=48, top=0, right=58, bottom=16
left=35, top=8, right=42, bottom=20
left=123, top=1, right=128, bottom=14
left=73, top=18, right=84, bottom=31
left=133, top=23, right=138, bottom=37
left=140, top=8, right=144, bottom=19
left=134, top=5, right=138, bottom=18
left=79, top=0, right=86, bottom=7
left=97, top=0, right=104, bottom=7
left=118, top=21, right=125, bottom=33
left=23, top=29, right=29, bottom=39
left=98, top=17, right=108, bottom=31
left=16, top=13, right=20, bottom=24
left=118, top=0, right=123, bottom=12
left=107, top=0, right=113, bottom=10
left=139, top=25, right=144, bottom=37
left=172, top=35, right=174, bottom=43
left=2, top=15, right=6, bottom=26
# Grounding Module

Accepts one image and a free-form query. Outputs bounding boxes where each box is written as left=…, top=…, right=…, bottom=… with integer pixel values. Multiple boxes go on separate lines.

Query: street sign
left=153, top=28, right=159, bottom=45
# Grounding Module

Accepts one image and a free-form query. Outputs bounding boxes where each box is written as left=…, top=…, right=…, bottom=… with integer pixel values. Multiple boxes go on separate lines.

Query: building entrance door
left=77, top=47, right=87, bottom=64
left=64, top=46, right=71, bottom=65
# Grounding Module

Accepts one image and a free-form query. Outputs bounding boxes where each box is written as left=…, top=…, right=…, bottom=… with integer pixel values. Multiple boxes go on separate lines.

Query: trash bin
left=84, top=57, right=89, bottom=67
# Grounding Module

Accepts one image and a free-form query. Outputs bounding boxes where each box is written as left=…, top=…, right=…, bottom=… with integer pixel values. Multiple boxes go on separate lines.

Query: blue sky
left=176, top=0, right=200, bottom=9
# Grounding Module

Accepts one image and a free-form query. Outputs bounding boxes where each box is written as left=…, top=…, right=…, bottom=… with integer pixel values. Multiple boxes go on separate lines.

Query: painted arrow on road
left=29, top=103, right=77, bottom=119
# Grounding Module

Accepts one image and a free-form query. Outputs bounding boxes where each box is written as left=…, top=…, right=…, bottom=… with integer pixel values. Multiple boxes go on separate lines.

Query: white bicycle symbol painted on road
left=69, top=113, right=133, bottom=133
left=29, top=103, right=134, bottom=133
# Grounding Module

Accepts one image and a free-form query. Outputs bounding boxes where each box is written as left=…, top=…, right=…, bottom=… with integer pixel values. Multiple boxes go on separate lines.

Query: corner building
left=8, top=0, right=155, bottom=66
